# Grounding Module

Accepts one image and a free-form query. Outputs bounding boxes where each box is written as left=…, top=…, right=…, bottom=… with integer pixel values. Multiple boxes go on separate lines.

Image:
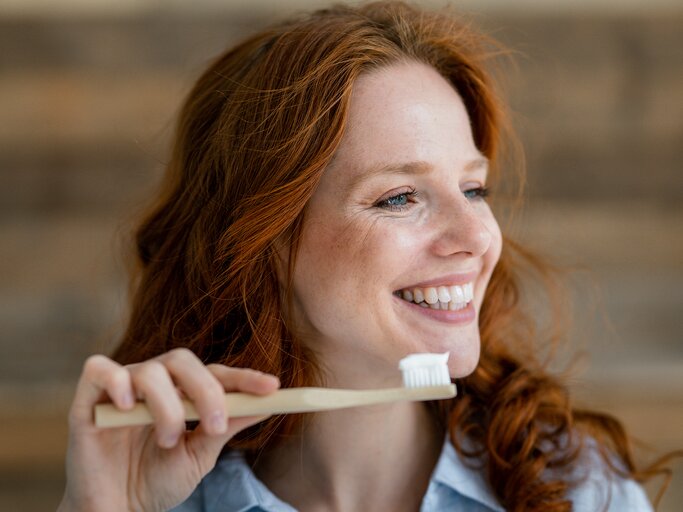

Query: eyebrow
left=346, top=156, right=489, bottom=192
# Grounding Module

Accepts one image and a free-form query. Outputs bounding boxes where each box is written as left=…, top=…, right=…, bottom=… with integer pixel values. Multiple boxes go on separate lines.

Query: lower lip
left=395, top=296, right=476, bottom=325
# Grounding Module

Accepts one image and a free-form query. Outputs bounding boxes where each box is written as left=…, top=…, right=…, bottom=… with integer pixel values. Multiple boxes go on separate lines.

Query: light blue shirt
left=172, top=437, right=652, bottom=511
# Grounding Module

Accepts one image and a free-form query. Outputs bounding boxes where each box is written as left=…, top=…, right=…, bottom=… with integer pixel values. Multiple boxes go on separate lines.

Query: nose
left=431, top=197, right=492, bottom=258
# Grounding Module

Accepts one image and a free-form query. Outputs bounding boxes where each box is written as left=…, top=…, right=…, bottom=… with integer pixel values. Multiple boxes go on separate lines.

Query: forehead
left=324, top=60, right=480, bottom=183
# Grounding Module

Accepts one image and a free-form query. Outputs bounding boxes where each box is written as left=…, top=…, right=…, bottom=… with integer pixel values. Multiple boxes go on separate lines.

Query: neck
left=253, top=400, right=445, bottom=512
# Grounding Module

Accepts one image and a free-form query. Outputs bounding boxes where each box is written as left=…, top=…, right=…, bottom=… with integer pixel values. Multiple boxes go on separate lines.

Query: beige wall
left=1, top=0, right=682, bottom=16
left=1, top=3, right=681, bottom=510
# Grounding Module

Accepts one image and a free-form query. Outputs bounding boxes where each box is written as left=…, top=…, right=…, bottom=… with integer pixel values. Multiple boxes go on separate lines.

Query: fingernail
left=162, top=433, right=179, bottom=448
left=263, top=374, right=279, bottom=386
left=121, top=391, right=135, bottom=408
left=210, top=411, right=227, bottom=434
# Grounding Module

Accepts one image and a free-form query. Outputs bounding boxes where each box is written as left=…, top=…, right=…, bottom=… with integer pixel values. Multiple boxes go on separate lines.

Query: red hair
left=112, top=2, right=676, bottom=509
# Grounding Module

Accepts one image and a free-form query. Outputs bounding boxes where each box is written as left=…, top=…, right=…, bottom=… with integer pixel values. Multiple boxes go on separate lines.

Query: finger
left=207, top=365, right=280, bottom=395
left=155, top=348, right=228, bottom=436
left=129, top=361, right=185, bottom=448
left=70, top=355, right=135, bottom=428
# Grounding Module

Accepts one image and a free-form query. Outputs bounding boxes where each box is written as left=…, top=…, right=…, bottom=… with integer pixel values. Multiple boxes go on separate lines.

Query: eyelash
left=464, top=186, right=491, bottom=201
left=374, top=188, right=417, bottom=211
left=375, top=186, right=491, bottom=211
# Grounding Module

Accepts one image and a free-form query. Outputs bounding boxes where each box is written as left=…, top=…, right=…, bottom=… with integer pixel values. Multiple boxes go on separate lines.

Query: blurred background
left=1, top=0, right=681, bottom=510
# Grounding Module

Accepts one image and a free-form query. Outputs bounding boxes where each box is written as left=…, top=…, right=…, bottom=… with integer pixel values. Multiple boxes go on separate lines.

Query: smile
left=394, top=282, right=474, bottom=311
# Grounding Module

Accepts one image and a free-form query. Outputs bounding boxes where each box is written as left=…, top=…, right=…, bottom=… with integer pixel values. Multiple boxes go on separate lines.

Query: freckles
left=304, top=216, right=371, bottom=278
left=350, top=219, right=413, bottom=259
left=377, top=222, right=430, bottom=266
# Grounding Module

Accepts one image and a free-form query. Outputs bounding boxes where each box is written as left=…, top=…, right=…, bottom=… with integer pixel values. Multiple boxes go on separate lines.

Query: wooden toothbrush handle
left=94, top=384, right=456, bottom=428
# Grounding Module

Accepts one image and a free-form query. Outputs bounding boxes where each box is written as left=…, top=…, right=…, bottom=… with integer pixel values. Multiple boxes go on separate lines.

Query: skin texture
left=288, top=60, right=502, bottom=388
left=254, top=61, right=503, bottom=511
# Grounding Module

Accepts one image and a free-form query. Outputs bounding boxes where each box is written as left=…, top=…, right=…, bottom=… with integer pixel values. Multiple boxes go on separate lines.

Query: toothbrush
left=94, top=352, right=456, bottom=428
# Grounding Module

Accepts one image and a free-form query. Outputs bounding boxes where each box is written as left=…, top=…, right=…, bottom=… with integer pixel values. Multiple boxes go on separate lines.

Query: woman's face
left=287, top=61, right=502, bottom=387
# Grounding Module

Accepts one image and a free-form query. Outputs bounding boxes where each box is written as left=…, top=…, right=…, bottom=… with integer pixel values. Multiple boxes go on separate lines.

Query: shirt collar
left=429, top=435, right=506, bottom=512
left=207, top=437, right=505, bottom=512
left=205, top=451, right=297, bottom=512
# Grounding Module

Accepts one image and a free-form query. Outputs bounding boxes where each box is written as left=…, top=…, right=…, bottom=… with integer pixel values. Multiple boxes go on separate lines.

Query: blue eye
left=464, top=186, right=491, bottom=200
left=386, top=194, right=409, bottom=206
left=375, top=189, right=416, bottom=211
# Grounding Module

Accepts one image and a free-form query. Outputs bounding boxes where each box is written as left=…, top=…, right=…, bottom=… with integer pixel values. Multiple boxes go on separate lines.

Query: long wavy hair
left=112, top=2, right=674, bottom=510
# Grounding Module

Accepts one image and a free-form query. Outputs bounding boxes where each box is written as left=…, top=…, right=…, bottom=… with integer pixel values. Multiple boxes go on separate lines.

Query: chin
left=446, top=341, right=481, bottom=378
left=392, top=329, right=481, bottom=377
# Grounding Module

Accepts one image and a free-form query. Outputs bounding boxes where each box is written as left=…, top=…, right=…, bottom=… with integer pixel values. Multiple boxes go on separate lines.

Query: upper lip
left=396, top=270, right=480, bottom=290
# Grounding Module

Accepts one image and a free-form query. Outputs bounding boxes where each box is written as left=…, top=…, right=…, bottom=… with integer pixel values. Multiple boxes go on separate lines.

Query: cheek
left=298, top=215, right=421, bottom=295
left=487, top=216, right=503, bottom=266
left=343, top=220, right=429, bottom=284
left=296, top=216, right=377, bottom=296
left=476, top=202, right=502, bottom=263
left=479, top=215, right=503, bottom=304
left=291, top=217, right=394, bottom=339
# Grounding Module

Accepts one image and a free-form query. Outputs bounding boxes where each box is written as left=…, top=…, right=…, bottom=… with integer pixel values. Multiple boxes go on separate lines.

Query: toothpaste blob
left=398, top=352, right=451, bottom=388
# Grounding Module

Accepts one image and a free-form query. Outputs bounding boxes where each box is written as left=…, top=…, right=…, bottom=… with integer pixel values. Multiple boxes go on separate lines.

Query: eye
left=463, top=186, right=491, bottom=200
left=374, top=188, right=417, bottom=211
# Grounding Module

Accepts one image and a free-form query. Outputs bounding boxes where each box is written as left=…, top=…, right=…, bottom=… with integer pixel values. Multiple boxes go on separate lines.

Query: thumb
left=184, top=414, right=271, bottom=473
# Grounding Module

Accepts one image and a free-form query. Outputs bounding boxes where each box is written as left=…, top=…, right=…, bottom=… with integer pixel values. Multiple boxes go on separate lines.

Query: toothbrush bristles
left=398, top=352, right=451, bottom=388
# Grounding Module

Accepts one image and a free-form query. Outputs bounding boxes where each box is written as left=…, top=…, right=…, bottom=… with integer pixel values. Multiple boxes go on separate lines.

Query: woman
left=57, top=2, right=670, bottom=511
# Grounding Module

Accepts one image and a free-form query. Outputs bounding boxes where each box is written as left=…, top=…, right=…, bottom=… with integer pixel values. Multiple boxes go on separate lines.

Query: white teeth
left=424, top=288, right=439, bottom=305
left=448, top=301, right=467, bottom=311
left=450, top=285, right=464, bottom=301
left=437, top=286, right=450, bottom=303
left=398, top=281, right=475, bottom=309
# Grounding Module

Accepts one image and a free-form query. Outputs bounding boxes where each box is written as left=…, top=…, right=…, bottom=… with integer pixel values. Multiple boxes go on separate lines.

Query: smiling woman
left=56, top=2, right=675, bottom=511
left=287, top=61, right=502, bottom=384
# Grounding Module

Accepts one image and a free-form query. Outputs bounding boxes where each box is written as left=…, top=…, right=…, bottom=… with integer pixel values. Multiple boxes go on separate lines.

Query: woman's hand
left=57, top=348, right=280, bottom=512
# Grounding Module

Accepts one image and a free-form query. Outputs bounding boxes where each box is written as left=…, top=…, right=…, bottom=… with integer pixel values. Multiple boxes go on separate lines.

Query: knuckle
left=104, top=367, right=130, bottom=390
left=83, top=354, right=109, bottom=375
left=134, top=360, right=167, bottom=382
left=202, top=367, right=228, bottom=393
left=166, top=347, right=196, bottom=365
left=142, top=390, right=184, bottom=426
left=212, top=375, right=226, bottom=392
left=189, top=372, right=224, bottom=403
left=206, top=379, right=225, bottom=400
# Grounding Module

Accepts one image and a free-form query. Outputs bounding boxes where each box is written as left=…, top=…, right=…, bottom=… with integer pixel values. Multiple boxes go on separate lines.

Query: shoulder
left=562, top=436, right=653, bottom=512
left=435, top=434, right=652, bottom=512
